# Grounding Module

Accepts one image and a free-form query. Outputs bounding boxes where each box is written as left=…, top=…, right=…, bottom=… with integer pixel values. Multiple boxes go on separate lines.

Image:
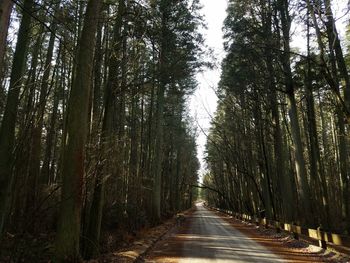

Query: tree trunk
left=16, top=30, right=44, bottom=228
left=152, top=79, right=165, bottom=222
left=307, top=0, right=350, bottom=232
left=322, top=0, right=350, bottom=113
left=151, top=1, right=170, bottom=223
left=0, top=0, right=13, bottom=84
left=27, top=13, right=58, bottom=214
left=263, top=2, right=294, bottom=221
left=321, top=0, right=350, bottom=232
left=54, top=0, right=102, bottom=261
left=305, top=17, right=330, bottom=228
left=83, top=1, right=125, bottom=258
left=128, top=78, right=139, bottom=215
left=277, top=0, right=313, bottom=226
left=41, top=53, right=61, bottom=185
left=0, top=0, right=33, bottom=238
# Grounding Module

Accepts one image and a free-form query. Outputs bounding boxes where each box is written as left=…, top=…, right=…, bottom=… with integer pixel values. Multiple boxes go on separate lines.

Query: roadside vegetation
left=205, top=0, right=350, bottom=235
left=0, top=0, right=204, bottom=261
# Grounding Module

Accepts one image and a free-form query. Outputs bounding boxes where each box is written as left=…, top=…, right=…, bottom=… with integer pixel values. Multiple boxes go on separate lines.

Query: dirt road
left=145, top=203, right=285, bottom=262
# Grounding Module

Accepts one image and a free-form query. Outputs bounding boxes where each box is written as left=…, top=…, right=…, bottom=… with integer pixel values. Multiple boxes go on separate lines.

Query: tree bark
left=152, top=77, right=165, bottom=222
left=305, top=16, right=330, bottom=228
left=27, top=13, right=58, bottom=214
left=0, top=0, right=13, bottom=83
left=41, top=54, right=61, bottom=185
left=0, top=0, right=33, bottom=238
left=277, top=0, right=313, bottom=226
left=151, top=0, right=170, bottom=222
left=321, top=0, right=350, bottom=232
left=263, top=1, right=294, bottom=221
left=54, top=0, right=102, bottom=261
left=322, top=0, right=350, bottom=113
left=307, top=0, right=350, bottom=232
left=83, top=1, right=125, bottom=258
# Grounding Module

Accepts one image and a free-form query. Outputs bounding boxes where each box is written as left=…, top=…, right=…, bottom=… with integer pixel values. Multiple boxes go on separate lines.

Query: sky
left=190, top=0, right=349, bottom=181
left=292, top=0, right=349, bottom=52
left=189, top=0, right=227, bottom=181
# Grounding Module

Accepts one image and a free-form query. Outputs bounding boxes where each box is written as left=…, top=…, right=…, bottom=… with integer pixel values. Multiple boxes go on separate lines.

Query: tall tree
left=276, top=0, right=313, bottom=226
left=54, top=0, right=102, bottom=261
left=0, top=0, right=34, bottom=238
left=83, top=0, right=126, bottom=258
left=0, top=0, right=13, bottom=78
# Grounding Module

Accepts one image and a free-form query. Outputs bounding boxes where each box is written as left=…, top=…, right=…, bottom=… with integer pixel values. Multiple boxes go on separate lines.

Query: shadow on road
left=144, top=203, right=285, bottom=262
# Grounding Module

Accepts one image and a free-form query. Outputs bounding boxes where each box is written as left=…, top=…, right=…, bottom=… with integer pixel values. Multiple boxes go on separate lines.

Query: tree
left=0, top=0, right=203, bottom=260
left=83, top=0, right=126, bottom=258
left=276, top=0, right=313, bottom=226
left=0, top=0, right=13, bottom=79
left=54, top=0, right=102, bottom=261
left=205, top=0, right=350, bottom=234
left=0, top=0, right=34, bottom=238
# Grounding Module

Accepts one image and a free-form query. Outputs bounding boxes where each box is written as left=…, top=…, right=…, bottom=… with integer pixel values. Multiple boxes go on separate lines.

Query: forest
left=0, top=0, right=203, bottom=261
left=204, top=0, right=350, bottom=239
left=0, top=0, right=350, bottom=262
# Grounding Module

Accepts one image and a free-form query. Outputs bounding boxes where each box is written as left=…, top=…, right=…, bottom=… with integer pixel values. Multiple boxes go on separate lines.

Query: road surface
left=145, top=203, right=285, bottom=262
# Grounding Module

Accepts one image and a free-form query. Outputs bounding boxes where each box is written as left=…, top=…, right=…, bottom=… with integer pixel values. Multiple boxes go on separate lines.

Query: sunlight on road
left=147, top=203, right=285, bottom=263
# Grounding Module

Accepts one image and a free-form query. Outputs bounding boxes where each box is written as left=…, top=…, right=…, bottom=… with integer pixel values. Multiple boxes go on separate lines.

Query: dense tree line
left=0, top=0, right=203, bottom=261
left=205, top=0, right=350, bottom=235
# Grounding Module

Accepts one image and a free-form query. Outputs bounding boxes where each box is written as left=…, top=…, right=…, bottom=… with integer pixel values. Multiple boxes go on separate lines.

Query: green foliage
left=205, top=0, right=350, bottom=233
left=0, top=0, right=205, bottom=260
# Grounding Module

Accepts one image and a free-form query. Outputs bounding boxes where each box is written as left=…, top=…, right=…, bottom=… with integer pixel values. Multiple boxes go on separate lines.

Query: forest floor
left=140, top=203, right=350, bottom=263
left=0, top=209, right=194, bottom=262
left=3, top=204, right=347, bottom=262
left=86, top=208, right=195, bottom=263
